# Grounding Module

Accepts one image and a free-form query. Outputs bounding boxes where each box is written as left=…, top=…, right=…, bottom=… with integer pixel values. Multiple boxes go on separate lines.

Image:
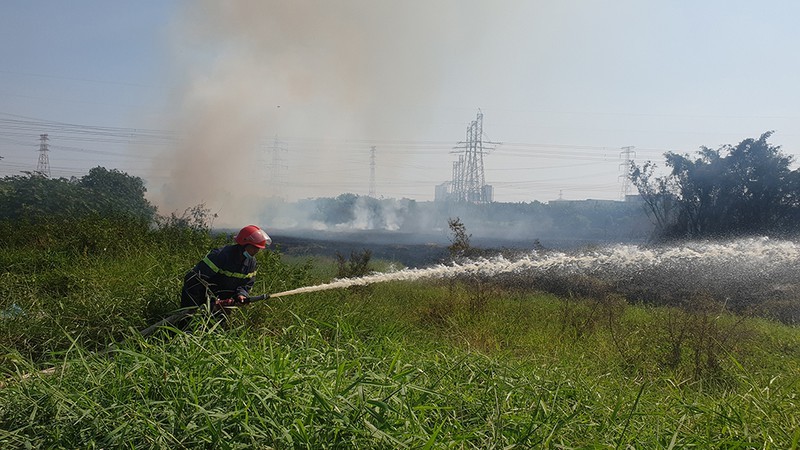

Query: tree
left=0, top=167, right=156, bottom=222
left=313, top=193, right=358, bottom=226
left=79, top=167, right=156, bottom=222
left=0, top=173, right=87, bottom=220
left=631, top=132, right=800, bottom=239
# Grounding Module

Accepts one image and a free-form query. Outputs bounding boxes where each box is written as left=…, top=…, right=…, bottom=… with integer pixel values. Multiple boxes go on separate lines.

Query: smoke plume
left=152, top=0, right=504, bottom=227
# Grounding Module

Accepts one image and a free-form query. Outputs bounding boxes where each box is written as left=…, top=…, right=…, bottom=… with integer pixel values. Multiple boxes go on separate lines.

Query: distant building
left=481, top=184, right=494, bottom=203
left=435, top=182, right=451, bottom=202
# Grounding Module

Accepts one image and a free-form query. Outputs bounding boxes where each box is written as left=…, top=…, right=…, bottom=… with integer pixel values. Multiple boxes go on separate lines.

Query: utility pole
left=619, top=146, right=636, bottom=200
left=36, top=134, right=51, bottom=178
left=369, top=146, right=376, bottom=197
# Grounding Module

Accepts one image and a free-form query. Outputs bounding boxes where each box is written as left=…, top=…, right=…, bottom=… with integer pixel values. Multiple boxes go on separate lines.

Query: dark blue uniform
left=181, top=244, right=258, bottom=308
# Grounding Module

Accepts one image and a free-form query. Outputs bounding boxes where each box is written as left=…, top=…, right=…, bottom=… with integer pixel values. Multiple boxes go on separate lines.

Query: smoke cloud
left=152, top=0, right=511, bottom=227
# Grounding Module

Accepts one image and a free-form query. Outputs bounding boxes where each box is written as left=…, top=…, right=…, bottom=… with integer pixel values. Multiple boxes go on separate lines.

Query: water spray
left=266, top=237, right=800, bottom=300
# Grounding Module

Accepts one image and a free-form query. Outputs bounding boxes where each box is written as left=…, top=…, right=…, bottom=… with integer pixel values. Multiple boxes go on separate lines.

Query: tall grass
left=0, top=216, right=309, bottom=363
left=2, top=300, right=799, bottom=448
left=1, top=217, right=799, bottom=447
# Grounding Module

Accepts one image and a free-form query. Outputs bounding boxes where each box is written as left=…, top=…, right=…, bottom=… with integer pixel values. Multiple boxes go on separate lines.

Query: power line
left=0, top=112, right=673, bottom=200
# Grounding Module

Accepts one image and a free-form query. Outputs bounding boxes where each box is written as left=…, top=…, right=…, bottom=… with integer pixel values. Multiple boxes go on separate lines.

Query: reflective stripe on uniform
left=202, top=256, right=257, bottom=279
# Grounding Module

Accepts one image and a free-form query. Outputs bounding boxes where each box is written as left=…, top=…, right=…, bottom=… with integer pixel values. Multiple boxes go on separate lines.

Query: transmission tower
left=369, top=146, right=376, bottom=197
left=452, top=156, right=464, bottom=199
left=266, top=136, right=288, bottom=199
left=36, top=134, right=51, bottom=178
left=619, top=146, right=636, bottom=200
left=449, top=111, right=498, bottom=203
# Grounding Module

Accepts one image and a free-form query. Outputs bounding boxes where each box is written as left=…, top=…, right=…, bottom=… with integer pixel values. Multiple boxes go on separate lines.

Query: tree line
left=4, top=130, right=798, bottom=244
left=0, top=167, right=156, bottom=222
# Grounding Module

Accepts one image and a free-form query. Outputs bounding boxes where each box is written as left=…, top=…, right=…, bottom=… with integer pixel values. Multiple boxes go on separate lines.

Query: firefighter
left=180, top=225, right=272, bottom=310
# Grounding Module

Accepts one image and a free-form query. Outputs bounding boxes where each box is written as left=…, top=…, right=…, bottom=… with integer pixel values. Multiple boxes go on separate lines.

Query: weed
left=446, top=217, right=470, bottom=258
left=335, top=249, right=373, bottom=279
left=334, top=249, right=374, bottom=300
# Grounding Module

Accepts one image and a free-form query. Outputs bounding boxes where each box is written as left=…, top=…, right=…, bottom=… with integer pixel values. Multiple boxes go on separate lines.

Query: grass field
left=1, top=222, right=799, bottom=448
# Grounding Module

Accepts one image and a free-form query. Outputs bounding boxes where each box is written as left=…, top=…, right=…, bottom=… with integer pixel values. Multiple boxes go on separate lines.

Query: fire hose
left=138, top=293, right=270, bottom=338
left=213, top=293, right=270, bottom=307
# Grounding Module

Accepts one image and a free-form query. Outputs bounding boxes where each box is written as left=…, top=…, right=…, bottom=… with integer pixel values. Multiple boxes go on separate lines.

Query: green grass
left=2, top=225, right=800, bottom=448
left=2, top=295, right=799, bottom=448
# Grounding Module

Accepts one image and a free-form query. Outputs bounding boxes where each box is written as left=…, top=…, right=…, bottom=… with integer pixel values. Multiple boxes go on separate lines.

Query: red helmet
left=234, top=225, right=272, bottom=248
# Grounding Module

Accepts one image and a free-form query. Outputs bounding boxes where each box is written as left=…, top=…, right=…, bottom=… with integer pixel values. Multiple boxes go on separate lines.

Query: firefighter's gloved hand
left=215, top=297, right=236, bottom=308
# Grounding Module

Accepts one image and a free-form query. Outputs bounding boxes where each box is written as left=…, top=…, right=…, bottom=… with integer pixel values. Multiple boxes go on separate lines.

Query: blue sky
left=0, top=1, right=173, bottom=124
left=1, top=1, right=799, bottom=222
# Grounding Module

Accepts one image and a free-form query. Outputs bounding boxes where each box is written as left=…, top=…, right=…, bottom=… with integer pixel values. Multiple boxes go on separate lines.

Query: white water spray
left=269, top=237, right=800, bottom=298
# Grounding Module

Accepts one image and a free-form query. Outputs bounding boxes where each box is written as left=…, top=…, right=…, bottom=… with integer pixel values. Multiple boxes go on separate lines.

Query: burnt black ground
left=270, top=231, right=450, bottom=267
left=268, top=229, right=639, bottom=267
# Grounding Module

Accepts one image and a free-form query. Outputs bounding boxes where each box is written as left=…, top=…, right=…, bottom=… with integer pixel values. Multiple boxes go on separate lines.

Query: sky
left=1, top=0, right=799, bottom=226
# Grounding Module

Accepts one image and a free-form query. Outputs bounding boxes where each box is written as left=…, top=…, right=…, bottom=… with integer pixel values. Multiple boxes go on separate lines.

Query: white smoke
left=152, top=0, right=508, bottom=226
left=339, top=196, right=406, bottom=231
left=264, top=196, right=412, bottom=232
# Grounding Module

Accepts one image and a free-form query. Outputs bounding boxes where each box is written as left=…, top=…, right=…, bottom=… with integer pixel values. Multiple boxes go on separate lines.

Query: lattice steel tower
left=450, top=111, right=497, bottom=202
left=619, top=146, right=636, bottom=200
left=266, top=136, right=288, bottom=199
left=36, top=134, right=51, bottom=178
left=369, top=146, right=376, bottom=197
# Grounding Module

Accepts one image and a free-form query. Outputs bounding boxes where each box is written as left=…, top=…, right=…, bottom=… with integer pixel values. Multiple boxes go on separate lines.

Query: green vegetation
left=0, top=167, right=156, bottom=223
left=1, top=167, right=799, bottom=447
left=2, top=217, right=799, bottom=448
left=631, top=131, right=800, bottom=240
